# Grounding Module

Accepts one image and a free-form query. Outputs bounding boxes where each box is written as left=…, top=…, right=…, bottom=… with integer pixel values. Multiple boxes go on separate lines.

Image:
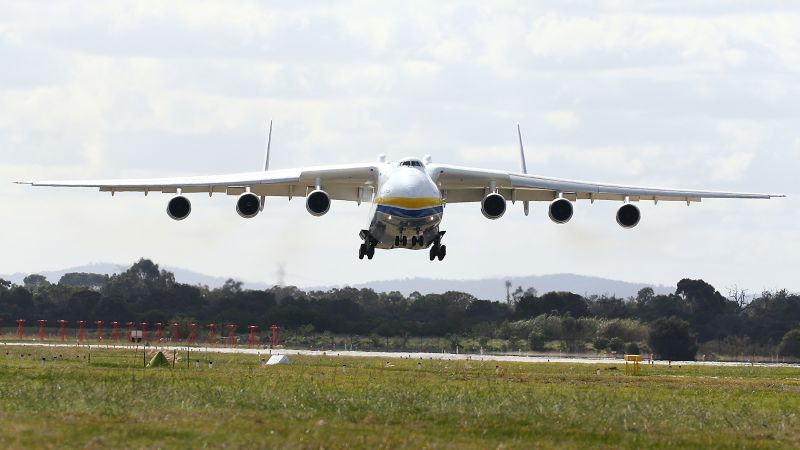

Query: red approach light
left=227, top=324, right=237, bottom=347
left=57, top=320, right=68, bottom=341
left=16, top=319, right=26, bottom=339
left=171, top=322, right=180, bottom=342
left=155, top=323, right=164, bottom=342
left=94, top=321, right=104, bottom=341
left=247, top=325, right=259, bottom=347
left=76, top=321, right=86, bottom=341
left=188, top=323, right=197, bottom=343
left=206, top=324, right=217, bottom=344
left=37, top=320, right=47, bottom=340
left=110, top=322, right=120, bottom=341
left=140, top=322, right=149, bottom=341
left=270, top=324, right=280, bottom=348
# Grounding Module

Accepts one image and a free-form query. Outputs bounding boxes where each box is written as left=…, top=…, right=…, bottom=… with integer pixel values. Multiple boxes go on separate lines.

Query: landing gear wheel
left=437, top=245, right=447, bottom=261
left=402, top=236, right=408, bottom=247
left=367, top=246, right=375, bottom=260
left=359, top=244, right=366, bottom=260
left=395, top=236, right=400, bottom=247
left=429, top=246, right=437, bottom=261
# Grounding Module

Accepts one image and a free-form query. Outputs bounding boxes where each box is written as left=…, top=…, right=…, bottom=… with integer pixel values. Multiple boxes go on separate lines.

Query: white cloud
left=708, top=151, right=754, bottom=181
left=715, top=120, right=768, bottom=152
left=426, top=38, right=472, bottom=64
left=542, top=110, right=579, bottom=131
left=793, top=138, right=800, bottom=160
left=459, top=145, right=548, bottom=168
left=401, top=60, right=442, bottom=78
left=525, top=12, right=800, bottom=71
left=545, top=145, right=646, bottom=178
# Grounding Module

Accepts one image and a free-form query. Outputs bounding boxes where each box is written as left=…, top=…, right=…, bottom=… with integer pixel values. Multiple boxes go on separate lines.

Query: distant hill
left=0, top=262, right=271, bottom=290
left=1, top=263, right=128, bottom=286
left=343, top=274, right=673, bottom=301
left=2, top=263, right=671, bottom=300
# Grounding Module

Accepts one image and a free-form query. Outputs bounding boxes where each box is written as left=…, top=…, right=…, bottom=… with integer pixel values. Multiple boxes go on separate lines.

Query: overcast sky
left=1, top=1, right=798, bottom=294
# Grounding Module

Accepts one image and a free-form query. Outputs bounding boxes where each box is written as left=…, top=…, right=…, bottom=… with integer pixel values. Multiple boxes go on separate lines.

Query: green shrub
left=528, top=332, right=546, bottom=351
left=608, top=337, right=625, bottom=352
left=599, top=319, right=647, bottom=342
left=779, top=329, right=800, bottom=358
left=593, top=337, right=609, bottom=351
left=648, top=316, right=698, bottom=361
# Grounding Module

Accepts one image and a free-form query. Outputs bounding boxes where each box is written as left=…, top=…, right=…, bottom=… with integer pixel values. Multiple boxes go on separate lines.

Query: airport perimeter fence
left=0, top=321, right=281, bottom=348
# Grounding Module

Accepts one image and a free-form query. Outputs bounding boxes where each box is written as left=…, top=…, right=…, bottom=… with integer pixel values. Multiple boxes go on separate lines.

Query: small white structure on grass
left=266, top=355, right=291, bottom=366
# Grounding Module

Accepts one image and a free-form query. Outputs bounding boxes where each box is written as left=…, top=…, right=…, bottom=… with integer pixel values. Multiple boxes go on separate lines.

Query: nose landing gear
left=394, top=235, right=426, bottom=248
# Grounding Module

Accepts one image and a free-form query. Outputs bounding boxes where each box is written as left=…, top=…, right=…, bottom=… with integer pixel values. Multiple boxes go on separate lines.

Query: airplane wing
left=17, top=163, right=380, bottom=203
left=428, top=164, right=783, bottom=204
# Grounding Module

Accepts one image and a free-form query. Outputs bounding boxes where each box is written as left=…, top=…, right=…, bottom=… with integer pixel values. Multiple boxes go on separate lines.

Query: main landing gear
left=359, top=242, right=375, bottom=260
left=429, top=233, right=446, bottom=262
left=358, top=230, right=376, bottom=260
left=358, top=230, right=445, bottom=261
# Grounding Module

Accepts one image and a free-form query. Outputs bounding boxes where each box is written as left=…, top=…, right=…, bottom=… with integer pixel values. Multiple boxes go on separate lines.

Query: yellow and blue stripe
left=375, top=197, right=443, bottom=219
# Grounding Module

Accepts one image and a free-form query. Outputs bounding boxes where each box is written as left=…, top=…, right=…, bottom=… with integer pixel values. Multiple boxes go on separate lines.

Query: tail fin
left=263, top=119, right=273, bottom=171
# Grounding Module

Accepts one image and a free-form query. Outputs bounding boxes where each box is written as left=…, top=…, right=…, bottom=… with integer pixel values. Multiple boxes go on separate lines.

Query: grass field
left=1, top=344, right=799, bottom=449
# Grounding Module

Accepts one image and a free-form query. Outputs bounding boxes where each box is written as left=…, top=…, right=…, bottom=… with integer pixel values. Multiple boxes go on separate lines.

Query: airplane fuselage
left=367, top=158, right=444, bottom=251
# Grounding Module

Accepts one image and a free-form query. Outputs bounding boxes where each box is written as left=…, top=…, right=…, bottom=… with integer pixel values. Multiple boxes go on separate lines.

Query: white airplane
left=18, top=123, right=783, bottom=261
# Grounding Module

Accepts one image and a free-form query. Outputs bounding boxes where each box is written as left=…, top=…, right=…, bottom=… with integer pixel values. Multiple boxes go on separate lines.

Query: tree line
left=1, top=259, right=799, bottom=360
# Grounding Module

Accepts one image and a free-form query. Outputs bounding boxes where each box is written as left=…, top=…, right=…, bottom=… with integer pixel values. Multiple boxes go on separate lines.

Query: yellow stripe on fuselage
left=375, top=196, right=442, bottom=209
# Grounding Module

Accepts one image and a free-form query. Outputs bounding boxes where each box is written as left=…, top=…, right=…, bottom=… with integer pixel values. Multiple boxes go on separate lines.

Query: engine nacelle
left=236, top=193, right=261, bottom=219
left=548, top=198, right=573, bottom=224
left=481, top=192, right=506, bottom=220
left=167, top=196, right=191, bottom=221
left=616, top=203, right=641, bottom=228
left=306, top=190, right=331, bottom=216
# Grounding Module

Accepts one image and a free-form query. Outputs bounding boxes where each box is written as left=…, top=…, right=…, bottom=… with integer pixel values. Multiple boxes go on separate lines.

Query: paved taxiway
left=3, top=341, right=797, bottom=368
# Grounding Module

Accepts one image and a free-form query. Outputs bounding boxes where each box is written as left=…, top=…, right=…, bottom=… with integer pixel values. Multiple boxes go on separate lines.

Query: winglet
left=517, top=123, right=528, bottom=174
left=263, top=119, right=273, bottom=171
left=517, top=123, right=530, bottom=216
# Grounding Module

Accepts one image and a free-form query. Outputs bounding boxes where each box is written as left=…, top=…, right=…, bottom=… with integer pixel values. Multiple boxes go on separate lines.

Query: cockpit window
left=400, top=160, right=423, bottom=167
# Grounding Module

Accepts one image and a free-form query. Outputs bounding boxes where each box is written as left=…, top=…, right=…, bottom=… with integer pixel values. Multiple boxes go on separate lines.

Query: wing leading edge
left=17, top=163, right=379, bottom=202
left=429, top=164, right=783, bottom=204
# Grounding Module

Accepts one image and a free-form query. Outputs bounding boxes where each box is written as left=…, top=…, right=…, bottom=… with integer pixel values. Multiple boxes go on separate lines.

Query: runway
left=3, top=341, right=797, bottom=368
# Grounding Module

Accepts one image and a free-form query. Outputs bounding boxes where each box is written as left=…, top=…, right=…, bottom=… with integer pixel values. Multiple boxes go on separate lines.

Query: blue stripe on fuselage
left=376, top=204, right=443, bottom=218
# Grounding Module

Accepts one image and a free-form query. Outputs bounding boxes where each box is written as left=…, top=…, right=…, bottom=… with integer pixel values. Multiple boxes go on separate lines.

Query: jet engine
left=236, top=192, right=261, bottom=219
left=167, top=196, right=191, bottom=221
left=616, top=203, right=641, bottom=228
left=306, top=189, right=331, bottom=216
left=548, top=198, right=573, bottom=224
left=481, top=192, right=506, bottom=220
